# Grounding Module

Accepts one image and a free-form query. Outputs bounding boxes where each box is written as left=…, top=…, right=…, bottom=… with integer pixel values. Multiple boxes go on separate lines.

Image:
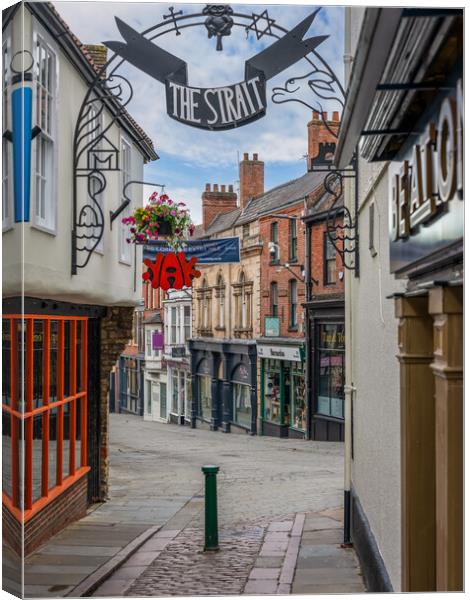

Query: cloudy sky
left=55, top=0, right=345, bottom=223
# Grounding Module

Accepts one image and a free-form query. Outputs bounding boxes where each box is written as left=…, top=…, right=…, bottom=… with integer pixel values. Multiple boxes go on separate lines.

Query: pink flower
left=170, top=210, right=177, bottom=216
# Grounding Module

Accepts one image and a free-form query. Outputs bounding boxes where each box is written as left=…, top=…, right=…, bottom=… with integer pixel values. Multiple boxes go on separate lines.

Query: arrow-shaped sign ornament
left=104, top=10, right=328, bottom=130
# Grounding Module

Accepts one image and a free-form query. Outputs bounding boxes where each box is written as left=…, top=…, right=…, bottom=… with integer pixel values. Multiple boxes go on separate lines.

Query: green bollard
left=202, top=465, right=219, bottom=551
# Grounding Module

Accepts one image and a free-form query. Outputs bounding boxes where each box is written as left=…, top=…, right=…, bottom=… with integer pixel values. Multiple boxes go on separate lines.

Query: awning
left=335, top=8, right=463, bottom=168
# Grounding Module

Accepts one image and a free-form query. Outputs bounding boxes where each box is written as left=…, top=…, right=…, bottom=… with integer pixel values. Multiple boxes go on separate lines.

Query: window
left=324, top=233, right=336, bottom=285
left=216, top=274, right=225, bottom=329
left=146, top=330, right=151, bottom=356
left=263, top=359, right=282, bottom=423
left=289, top=279, right=297, bottom=328
left=119, top=138, right=132, bottom=263
left=2, top=33, right=12, bottom=230
left=2, top=316, right=88, bottom=518
left=235, top=271, right=252, bottom=331
left=199, top=279, right=211, bottom=333
left=171, top=370, right=178, bottom=414
left=289, top=218, right=297, bottom=261
left=316, top=323, right=345, bottom=419
left=233, top=383, right=251, bottom=428
left=171, top=307, right=177, bottom=344
left=291, top=362, right=306, bottom=430
left=33, top=35, right=57, bottom=231
left=270, top=222, right=279, bottom=262
left=198, top=375, right=211, bottom=420
left=184, top=305, right=191, bottom=341
left=242, top=223, right=250, bottom=239
left=270, top=282, right=278, bottom=317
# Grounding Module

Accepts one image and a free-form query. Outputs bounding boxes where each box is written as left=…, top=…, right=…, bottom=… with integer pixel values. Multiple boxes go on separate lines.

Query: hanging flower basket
left=123, top=192, right=195, bottom=249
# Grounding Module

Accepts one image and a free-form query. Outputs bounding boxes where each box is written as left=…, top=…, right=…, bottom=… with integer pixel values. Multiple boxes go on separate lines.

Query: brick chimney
left=239, top=153, right=264, bottom=209
left=83, top=44, right=108, bottom=75
left=202, top=183, right=238, bottom=231
left=307, top=111, right=340, bottom=166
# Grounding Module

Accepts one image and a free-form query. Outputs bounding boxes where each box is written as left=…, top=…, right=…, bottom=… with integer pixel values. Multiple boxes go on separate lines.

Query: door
left=160, top=382, right=167, bottom=420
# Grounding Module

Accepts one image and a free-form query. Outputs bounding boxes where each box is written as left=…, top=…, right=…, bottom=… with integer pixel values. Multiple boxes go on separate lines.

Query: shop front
left=305, top=299, right=344, bottom=441
left=189, top=339, right=257, bottom=434
left=258, top=340, right=306, bottom=439
left=119, top=354, right=144, bottom=416
left=167, top=361, right=192, bottom=425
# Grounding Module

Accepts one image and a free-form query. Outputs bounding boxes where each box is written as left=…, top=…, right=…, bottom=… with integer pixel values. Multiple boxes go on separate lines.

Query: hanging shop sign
left=257, top=343, right=302, bottom=362
left=104, top=12, right=327, bottom=131
left=144, top=237, right=240, bottom=264
left=143, top=252, right=201, bottom=290
left=389, top=78, right=463, bottom=273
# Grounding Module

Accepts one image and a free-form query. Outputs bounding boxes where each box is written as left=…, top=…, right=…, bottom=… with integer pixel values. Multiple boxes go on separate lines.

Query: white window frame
left=2, top=28, right=12, bottom=231
left=119, top=136, right=132, bottom=264
left=31, top=25, right=58, bottom=235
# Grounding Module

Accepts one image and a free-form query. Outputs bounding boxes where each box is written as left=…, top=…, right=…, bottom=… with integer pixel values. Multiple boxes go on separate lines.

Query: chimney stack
left=239, top=153, right=264, bottom=209
left=83, top=44, right=108, bottom=76
left=202, top=184, right=238, bottom=231
left=307, top=111, right=341, bottom=165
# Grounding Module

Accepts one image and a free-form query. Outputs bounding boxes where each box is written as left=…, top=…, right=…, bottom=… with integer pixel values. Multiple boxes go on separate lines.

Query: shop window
left=324, top=233, right=336, bottom=285
left=185, top=375, right=192, bottom=419
left=270, top=222, right=280, bottom=263
left=264, top=359, right=282, bottom=423
left=291, top=362, right=306, bottom=430
left=289, top=218, right=297, bottom=261
left=179, top=371, right=185, bottom=415
left=316, top=323, right=345, bottom=419
left=289, top=279, right=297, bottom=329
left=198, top=375, right=211, bottom=421
left=160, top=382, right=167, bottom=418
left=2, top=316, right=88, bottom=520
left=270, top=282, right=278, bottom=317
left=33, top=33, right=57, bottom=233
left=233, top=383, right=251, bottom=428
left=171, top=370, right=178, bottom=414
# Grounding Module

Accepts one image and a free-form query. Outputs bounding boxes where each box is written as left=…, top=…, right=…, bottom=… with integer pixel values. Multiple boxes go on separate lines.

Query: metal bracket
left=109, top=179, right=165, bottom=229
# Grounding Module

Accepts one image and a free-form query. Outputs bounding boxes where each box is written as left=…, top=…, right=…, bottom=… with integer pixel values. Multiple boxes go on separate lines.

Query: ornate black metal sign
left=104, top=11, right=327, bottom=131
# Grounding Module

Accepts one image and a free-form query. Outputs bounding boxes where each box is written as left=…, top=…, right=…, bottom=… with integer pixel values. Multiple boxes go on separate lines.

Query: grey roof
left=144, top=313, right=163, bottom=324
left=195, top=169, right=329, bottom=238
left=196, top=208, right=241, bottom=239
left=237, top=170, right=325, bottom=225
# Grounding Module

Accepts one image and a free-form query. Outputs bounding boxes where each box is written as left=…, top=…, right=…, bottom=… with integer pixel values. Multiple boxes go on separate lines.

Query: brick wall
left=99, top=306, right=135, bottom=499
left=259, top=201, right=306, bottom=338
left=310, top=217, right=345, bottom=299
left=308, top=111, right=340, bottom=164
left=202, top=184, right=237, bottom=230
left=239, top=153, right=264, bottom=208
left=3, top=474, right=88, bottom=556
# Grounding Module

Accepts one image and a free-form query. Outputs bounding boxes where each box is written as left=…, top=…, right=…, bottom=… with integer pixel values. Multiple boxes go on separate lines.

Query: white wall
left=2, top=7, right=146, bottom=307
left=350, top=159, right=406, bottom=591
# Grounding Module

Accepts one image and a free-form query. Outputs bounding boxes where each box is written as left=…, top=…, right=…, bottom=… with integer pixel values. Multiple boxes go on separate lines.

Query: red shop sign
left=143, top=251, right=201, bottom=290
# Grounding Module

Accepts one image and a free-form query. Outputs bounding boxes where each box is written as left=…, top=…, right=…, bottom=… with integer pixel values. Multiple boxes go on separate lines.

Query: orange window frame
left=2, top=315, right=90, bottom=522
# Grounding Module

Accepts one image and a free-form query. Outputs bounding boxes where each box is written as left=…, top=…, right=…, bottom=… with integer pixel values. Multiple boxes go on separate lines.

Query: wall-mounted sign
left=257, top=343, right=302, bottom=362
left=143, top=252, right=201, bottom=290
left=389, top=78, right=463, bottom=273
left=264, top=317, right=280, bottom=337
left=171, top=345, right=187, bottom=358
left=144, top=237, right=240, bottom=264
left=152, top=330, right=164, bottom=350
left=105, top=12, right=327, bottom=131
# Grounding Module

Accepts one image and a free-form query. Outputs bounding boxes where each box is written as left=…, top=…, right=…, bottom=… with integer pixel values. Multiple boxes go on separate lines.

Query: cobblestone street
left=21, top=414, right=365, bottom=597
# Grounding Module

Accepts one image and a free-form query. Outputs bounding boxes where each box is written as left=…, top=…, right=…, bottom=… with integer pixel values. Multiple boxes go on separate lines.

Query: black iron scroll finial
left=203, top=5, right=234, bottom=51
left=164, top=6, right=183, bottom=36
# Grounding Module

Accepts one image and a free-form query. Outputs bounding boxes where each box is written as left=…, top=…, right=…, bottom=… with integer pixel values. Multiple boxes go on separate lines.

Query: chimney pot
left=205, top=183, right=210, bottom=191
left=253, top=153, right=258, bottom=161
left=221, top=184, right=226, bottom=192
left=213, top=184, right=219, bottom=192
left=229, top=184, right=234, bottom=192
left=322, top=111, right=328, bottom=121
left=243, top=152, right=249, bottom=160
left=333, top=111, right=340, bottom=121
left=312, top=111, right=320, bottom=120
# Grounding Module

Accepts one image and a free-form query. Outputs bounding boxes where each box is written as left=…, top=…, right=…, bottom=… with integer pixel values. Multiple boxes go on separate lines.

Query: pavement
left=14, top=413, right=364, bottom=597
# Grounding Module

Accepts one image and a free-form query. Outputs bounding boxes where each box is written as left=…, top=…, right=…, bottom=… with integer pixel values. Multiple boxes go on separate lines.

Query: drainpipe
left=342, top=6, right=354, bottom=547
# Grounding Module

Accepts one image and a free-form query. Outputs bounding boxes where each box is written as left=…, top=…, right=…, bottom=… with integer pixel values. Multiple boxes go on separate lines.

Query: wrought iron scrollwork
left=324, top=168, right=359, bottom=274
left=72, top=71, right=133, bottom=273
left=72, top=5, right=351, bottom=274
